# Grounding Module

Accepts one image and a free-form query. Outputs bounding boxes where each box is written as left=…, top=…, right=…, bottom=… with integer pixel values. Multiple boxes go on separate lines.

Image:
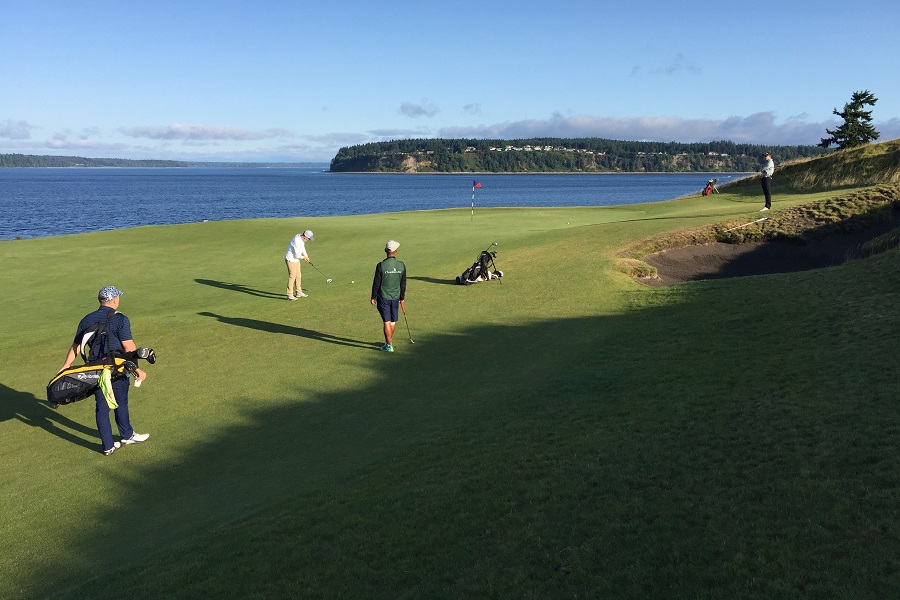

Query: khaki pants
left=285, top=259, right=302, bottom=296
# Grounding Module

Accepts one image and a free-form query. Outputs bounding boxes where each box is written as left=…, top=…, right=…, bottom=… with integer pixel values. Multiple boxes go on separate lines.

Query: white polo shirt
left=285, top=235, right=309, bottom=263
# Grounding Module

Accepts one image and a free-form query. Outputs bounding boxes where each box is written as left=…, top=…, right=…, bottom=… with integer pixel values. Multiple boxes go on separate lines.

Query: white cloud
left=0, top=120, right=35, bottom=140
left=118, top=124, right=292, bottom=141
left=304, top=132, right=374, bottom=146
left=436, top=111, right=872, bottom=145
left=399, top=101, right=439, bottom=118
left=658, top=53, right=701, bottom=76
left=631, top=53, right=701, bottom=78
left=45, top=137, right=133, bottom=153
left=367, top=127, right=431, bottom=138
left=875, top=118, right=900, bottom=142
left=5, top=113, right=897, bottom=163
left=463, top=103, right=482, bottom=116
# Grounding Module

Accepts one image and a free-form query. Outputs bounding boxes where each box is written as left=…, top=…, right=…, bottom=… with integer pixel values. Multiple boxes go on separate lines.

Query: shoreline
left=332, top=170, right=753, bottom=175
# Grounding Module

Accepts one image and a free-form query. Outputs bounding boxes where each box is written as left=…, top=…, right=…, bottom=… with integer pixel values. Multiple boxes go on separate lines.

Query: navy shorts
left=376, top=297, right=399, bottom=323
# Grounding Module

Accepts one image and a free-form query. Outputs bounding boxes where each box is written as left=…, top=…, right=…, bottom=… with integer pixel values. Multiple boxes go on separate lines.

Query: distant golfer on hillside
left=759, top=152, right=775, bottom=211
left=370, top=240, right=406, bottom=352
left=285, top=229, right=314, bottom=300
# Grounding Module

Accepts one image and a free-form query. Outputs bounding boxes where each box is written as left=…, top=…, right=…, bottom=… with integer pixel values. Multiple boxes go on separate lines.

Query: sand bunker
left=642, top=227, right=889, bottom=286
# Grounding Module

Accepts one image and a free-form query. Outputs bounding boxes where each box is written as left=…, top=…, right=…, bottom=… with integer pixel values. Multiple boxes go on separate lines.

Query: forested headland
left=329, top=138, right=829, bottom=173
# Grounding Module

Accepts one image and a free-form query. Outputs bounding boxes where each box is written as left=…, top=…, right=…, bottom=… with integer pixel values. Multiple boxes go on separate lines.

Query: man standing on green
left=370, top=240, right=406, bottom=352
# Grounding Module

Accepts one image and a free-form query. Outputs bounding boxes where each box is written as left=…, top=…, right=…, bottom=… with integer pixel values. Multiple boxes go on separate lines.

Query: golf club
left=486, top=242, right=501, bottom=283
left=308, top=261, right=333, bottom=283
left=401, top=303, right=414, bottom=344
left=723, top=217, right=767, bottom=232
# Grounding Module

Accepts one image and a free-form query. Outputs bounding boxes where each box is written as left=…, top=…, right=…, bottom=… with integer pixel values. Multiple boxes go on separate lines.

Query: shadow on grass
left=14, top=254, right=900, bottom=599
left=409, top=275, right=458, bottom=286
left=195, top=278, right=284, bottom=299
left=0, top=383, right=97, bottom=452
left=198, top=311, right=378, bottom=349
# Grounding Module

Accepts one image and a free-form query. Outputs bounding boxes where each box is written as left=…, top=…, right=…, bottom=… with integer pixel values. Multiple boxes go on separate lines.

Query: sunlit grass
left=1, top=172, right=898, bottom=599
left=724, top=138, right=900, bottom=192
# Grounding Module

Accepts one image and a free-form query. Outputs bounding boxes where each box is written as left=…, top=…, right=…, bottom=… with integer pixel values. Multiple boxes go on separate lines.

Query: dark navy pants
left=94, top=376, right=134, bottom=451
left=761, top=177, right=772, bottom=208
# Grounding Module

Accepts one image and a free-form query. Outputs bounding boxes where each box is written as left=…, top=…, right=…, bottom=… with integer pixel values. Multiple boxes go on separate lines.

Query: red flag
left=473, top=181, right=482, bottom=189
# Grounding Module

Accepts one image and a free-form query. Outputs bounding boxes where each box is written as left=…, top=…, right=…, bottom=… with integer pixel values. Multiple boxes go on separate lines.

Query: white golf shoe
left=103, top=442, right=121, bottom=456
left=121, top=432, right=150, bottom=445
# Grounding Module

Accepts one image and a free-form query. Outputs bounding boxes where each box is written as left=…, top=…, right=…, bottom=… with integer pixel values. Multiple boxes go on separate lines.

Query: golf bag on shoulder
left=46, top=347, right=157, bottom=408
left=456, top=245, right=503, bottom=285
left=702, top=178, right=719, bottom=196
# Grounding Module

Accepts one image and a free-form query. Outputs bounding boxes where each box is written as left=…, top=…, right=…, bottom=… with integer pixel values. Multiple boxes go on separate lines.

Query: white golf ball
left=351, top=280, right=355, bottom=283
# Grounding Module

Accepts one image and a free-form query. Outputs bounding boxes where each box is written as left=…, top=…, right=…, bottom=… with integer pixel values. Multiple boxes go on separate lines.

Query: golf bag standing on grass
left=456, top=242, right=504, bottom=285
left=702, top=178, right=719, bottom=196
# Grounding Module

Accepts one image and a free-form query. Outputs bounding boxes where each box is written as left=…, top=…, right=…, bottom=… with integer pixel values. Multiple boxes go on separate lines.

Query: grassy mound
left=624, top=184, right=900, bottom=260
left=619, top=145, right=900, bottom=281
left=724, top=138, right=900, bottom=192
left=1, top=170, right=898, bottom=598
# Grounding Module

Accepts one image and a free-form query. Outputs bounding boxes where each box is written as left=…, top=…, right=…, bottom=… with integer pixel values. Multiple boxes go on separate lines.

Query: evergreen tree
left=819, top=90, right=880, bottom=149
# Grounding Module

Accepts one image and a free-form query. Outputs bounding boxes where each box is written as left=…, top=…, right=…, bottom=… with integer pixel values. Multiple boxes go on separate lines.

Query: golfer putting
left=284, top=229, right=314, bottom=300
left=370, top=240, right=407, bottom=352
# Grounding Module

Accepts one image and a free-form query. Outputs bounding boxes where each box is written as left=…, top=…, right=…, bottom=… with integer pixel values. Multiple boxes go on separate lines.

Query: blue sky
left=2, top=0, right=899, bottom=162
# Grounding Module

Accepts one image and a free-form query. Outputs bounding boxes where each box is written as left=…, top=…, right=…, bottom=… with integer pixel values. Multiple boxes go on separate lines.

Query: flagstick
left=470, top=181, right=481, bottom=222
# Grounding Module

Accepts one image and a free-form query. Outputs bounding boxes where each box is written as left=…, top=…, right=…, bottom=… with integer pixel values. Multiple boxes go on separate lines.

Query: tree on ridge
left=819, top=90, right=880, bottom=150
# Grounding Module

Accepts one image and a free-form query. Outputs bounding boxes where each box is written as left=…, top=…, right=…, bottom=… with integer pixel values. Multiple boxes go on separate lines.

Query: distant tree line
left=0, top=154, right=188, bottom=168
left=330, top=138, right=829, bottom=173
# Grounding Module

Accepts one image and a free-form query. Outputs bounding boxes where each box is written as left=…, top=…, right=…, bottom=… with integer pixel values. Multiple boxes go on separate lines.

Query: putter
left=308, top=261, right=332, bottom=283
left=401, top=304, right=414, bottom=344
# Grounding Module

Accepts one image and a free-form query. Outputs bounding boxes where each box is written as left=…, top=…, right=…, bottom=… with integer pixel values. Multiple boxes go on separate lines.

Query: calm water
left=0, top=167, right=745, bottom=239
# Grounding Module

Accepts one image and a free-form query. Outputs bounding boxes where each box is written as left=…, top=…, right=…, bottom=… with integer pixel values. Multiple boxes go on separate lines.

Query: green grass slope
left=725, top=138, right=900, bottom=192
left=1, top=166, right=898, bottom=599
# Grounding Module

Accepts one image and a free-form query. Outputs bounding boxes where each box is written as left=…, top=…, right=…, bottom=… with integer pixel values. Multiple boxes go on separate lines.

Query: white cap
left=385, top=240, right=400, bottom=252
left=303, top=230, right=314, bottom=241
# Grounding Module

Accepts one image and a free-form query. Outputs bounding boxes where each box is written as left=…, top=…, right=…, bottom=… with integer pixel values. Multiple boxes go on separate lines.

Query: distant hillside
left=723, top=138, right=900, bottom=191
left=0, top=154, right=328, bottom=169
left=329, top=138, right=828, bottom=173
left=0, top=153, right=188, bottom=168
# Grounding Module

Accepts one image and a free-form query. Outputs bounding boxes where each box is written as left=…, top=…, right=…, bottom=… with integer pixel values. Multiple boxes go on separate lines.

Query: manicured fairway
left=1, top=187, right=897, bottom=599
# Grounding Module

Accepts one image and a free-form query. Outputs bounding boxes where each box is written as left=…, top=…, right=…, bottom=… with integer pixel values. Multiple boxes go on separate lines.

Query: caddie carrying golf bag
left=456, top=246, right=503, bottom=285
left=46, top=346, right=157, bottom=408
left=702, top=178, right=719, bottom=196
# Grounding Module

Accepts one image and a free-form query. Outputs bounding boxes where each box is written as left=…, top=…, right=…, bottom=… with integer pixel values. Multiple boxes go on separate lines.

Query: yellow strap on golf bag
left=47, top=357, right=132, bottom=408
left=98, top=367, right=118, bottom=409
